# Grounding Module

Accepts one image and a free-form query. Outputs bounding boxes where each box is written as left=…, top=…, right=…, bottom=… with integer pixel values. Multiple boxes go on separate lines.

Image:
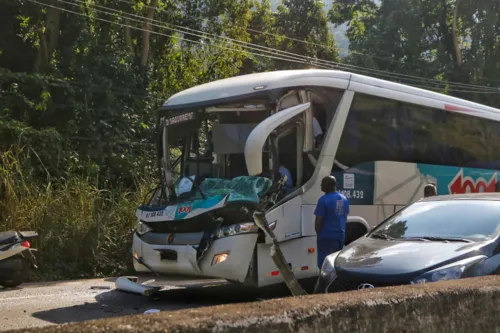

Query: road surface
left=0, top=276, right=293, bottom=332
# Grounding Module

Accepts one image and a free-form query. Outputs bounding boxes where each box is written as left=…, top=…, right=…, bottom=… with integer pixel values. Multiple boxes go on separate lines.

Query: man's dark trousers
left=317, top=239, right=344, bottom=269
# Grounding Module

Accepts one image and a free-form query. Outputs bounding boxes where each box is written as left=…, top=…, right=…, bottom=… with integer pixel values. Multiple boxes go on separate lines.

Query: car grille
left=327, top=275, right=405, bottom=293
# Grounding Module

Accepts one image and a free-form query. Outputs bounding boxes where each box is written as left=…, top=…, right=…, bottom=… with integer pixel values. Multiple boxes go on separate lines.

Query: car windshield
left=371, top=199, right=500, bottom=242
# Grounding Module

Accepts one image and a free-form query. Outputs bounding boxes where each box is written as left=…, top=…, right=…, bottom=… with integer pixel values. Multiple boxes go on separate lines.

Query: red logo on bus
left=448, top=169, right=497, bottom=194
left=178, top=206, right=192, bottom=214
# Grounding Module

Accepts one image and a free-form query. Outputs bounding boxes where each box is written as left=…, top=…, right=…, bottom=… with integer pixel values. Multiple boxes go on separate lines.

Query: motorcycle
left=0, top=231, right=39, bottom=288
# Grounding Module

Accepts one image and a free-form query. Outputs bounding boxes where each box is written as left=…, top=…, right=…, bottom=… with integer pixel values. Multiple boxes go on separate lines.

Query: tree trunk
left=34, top=0, right=62, bottom=73
left=140, top=0, right=158, bottom=75
left=439, top=0, right=457, bottom=66
left=452, top=0, right=462, bottom=69
left=34, top=29, right=48, bottom=72
left=124, top=18, right=135, bottom=58
left=483, top=1, right=498, bottom=77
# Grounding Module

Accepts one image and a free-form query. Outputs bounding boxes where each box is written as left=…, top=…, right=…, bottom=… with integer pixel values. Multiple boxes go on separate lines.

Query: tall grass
left=0, top=148, right=151, bottom=281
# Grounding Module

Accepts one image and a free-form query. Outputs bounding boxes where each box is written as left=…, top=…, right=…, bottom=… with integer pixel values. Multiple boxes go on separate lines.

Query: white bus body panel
left=163, top=70, right=351, bottom=108
left=257, top=236, right=318, bottom=287
left=374, top=161, right=432, bottom=206
left=163, top=69, right=500, bottom=120
left=264, top=195, right=303, bottom=244
left=300, top=205, right=316, bottom=237
left=198, top=234, right=258, bottom=282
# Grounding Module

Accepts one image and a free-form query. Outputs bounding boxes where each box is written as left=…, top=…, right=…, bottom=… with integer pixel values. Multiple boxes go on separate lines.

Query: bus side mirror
left=245, top=103, right=311, bottom=176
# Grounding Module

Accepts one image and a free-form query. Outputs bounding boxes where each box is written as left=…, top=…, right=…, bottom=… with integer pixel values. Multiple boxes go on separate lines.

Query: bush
left=0, top=147, right=150, bottom=281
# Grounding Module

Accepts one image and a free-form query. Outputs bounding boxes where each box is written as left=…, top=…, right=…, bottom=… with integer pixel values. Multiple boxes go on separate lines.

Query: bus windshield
left=151, top=85, right=345, bottom=207
left=160, top=98, right=274, bottom=204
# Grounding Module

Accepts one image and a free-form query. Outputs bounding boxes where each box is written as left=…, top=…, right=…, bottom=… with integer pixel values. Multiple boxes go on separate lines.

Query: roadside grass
left=0, top=148, right=151, bottom=281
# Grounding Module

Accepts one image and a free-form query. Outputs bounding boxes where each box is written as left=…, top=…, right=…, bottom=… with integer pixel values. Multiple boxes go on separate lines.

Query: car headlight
left=320, top=251, right=341, bottom=278
left=135, top=220, right=153, bottom=236
left=313, top=251, right=341, bottom=294
left=412, top=255, right=487, bottom=284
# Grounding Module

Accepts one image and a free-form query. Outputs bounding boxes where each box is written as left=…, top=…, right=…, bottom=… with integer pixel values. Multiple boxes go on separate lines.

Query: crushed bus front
left=131, top=176, right=275, bottom=284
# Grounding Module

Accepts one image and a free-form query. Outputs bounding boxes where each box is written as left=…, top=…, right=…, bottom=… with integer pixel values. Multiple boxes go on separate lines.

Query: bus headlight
left=212, top=251, right=230, bottom=265
left=135, top=221, right=152, bottom=236
left=411, top=255, right=487, bottom=284
left=214, top=223, right=259, bottom=239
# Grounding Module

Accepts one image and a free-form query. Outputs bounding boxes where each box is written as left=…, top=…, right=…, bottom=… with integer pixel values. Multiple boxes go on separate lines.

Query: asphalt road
left=0, top=276, right=294, bottom=332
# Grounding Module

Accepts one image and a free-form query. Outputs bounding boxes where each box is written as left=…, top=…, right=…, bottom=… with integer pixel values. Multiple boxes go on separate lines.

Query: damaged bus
left=130, top=69, right=500, bottom=289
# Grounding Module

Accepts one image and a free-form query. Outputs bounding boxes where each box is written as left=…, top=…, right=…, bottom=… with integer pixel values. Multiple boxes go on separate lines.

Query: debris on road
left=115, top=276, right=161, bottom=296
left=144, top=309, right=160, bottom=314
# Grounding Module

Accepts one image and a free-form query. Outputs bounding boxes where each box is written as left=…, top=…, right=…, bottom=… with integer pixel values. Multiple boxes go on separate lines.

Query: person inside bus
left=313, top=116, right=323, bottom=146
left=279, top=164, right=294, bottom=193
left=423, top=183, right=437, bottom=198
left=314, top=176, right=349, bottom=270
left=312, top=108, right=325, bottom=149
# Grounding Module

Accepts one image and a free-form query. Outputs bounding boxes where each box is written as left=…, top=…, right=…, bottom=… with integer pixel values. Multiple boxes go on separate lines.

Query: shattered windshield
left=175, top=176, right=273, bottom=204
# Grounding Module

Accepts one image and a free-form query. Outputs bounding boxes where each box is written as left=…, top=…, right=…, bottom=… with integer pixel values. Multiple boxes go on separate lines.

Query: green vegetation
left=330, top=0, right=500, bottom=106
left=1, top=0, right=499, bottom=281
left=1, top=148, right=150, bottom=280
left=0, top=0, right=337, bottom=280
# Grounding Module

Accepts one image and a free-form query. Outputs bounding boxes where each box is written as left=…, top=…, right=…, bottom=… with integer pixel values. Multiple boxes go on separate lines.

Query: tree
left=239, top=0, right=280, bottom=74
left=275, top=0, right=340, bottom=70
left=0, top=0, right=259, bottom=185
left=328, top=0, right=500, bottom=107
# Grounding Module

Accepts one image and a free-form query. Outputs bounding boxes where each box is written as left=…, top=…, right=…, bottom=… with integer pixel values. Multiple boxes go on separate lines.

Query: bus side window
left=335, top=94, right=402, bottom=169
left=487, top=122, right=500, bottom=162
left=334, top=92, right=494, bottom=173
left=347, top=112, right=359, bottom=152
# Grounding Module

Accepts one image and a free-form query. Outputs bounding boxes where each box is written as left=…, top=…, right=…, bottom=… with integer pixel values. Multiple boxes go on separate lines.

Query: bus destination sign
left=165, top=111, right=194, bottom=126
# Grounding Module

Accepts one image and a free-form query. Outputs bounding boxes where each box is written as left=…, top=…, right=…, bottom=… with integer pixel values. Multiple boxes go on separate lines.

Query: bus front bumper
left=131, top=232, right=258, bottom=283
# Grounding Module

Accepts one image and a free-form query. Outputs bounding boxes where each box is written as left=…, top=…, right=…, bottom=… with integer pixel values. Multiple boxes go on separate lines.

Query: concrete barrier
left=8, top=276, right=500, bottom=333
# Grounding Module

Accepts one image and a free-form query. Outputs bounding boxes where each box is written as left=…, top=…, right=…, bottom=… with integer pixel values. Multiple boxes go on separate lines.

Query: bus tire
left=345, top=222, right=368, bottom=245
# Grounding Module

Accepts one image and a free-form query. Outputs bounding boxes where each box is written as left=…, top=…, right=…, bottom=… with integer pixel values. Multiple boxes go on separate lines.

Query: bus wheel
left=345, top=222, right=367, bottom=245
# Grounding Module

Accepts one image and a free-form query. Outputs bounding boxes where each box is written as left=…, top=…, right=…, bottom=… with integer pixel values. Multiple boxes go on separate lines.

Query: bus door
left=273, top=90, right=313, bottom=190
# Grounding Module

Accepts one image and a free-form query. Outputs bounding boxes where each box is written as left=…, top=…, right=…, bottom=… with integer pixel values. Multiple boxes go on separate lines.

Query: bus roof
left=160, top=69, right=500, bottom=119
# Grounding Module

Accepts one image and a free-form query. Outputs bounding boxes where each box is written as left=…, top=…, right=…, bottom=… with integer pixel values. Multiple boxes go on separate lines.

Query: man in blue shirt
left=314, top=176, right=349, bottom=269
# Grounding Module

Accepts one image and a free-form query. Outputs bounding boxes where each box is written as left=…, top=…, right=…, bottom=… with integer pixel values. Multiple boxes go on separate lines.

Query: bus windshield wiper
left=370, top=233, right=395, bottom=240
left=407, top=236, right=473, bottom=243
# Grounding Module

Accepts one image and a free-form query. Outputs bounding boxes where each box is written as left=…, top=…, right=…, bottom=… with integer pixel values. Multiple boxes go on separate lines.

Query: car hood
left=335, top=236, right=487, bottom=278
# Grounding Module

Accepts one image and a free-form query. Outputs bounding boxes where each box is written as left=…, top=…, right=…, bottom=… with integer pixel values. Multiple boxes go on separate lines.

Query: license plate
left=158, top=249, right=177, bottom=261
